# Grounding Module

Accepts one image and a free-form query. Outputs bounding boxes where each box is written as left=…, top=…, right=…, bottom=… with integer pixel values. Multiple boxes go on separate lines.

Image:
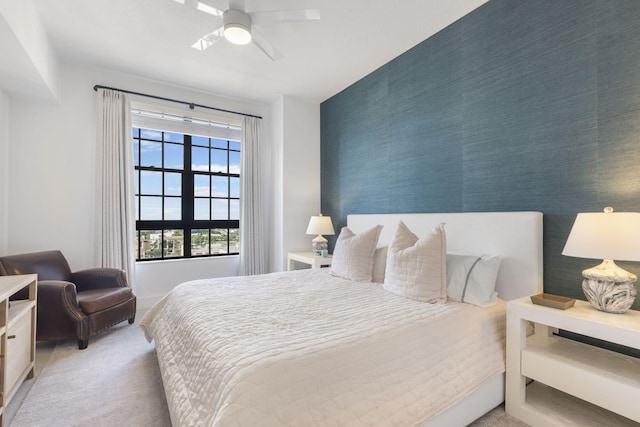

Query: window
left=133, top=127, right=240, bottom=261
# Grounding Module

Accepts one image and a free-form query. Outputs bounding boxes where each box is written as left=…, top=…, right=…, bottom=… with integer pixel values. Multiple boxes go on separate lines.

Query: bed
left=141, top=211, right=543, bottom=426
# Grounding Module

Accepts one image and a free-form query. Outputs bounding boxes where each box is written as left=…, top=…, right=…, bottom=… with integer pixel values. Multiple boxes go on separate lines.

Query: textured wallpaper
left=320, top=0, right=640, bottom=309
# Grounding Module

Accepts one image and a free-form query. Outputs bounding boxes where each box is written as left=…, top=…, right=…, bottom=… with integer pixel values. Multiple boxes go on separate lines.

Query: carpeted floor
left=10, top=317, right=528, bottom=426
left=10, top=321, right=171, bottom=427
left=469, top=404, right=529, bottom=427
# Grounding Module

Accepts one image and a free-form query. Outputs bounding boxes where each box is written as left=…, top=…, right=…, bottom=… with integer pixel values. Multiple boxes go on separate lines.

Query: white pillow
left=330, top=225, right=383, bottom=282
left=447, top=254, right=501, bottom=307
left=372, top=246, right=388, bottom=283
left=383, top=221, right=447, bottom=303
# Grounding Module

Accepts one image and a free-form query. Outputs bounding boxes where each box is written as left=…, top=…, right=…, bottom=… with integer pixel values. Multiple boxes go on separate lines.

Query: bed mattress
left=140, top=269, right=506, bottom=427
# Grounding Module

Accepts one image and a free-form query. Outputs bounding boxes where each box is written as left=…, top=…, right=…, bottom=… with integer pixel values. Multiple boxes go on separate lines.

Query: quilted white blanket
left=140, top=269, right=506, bottom=427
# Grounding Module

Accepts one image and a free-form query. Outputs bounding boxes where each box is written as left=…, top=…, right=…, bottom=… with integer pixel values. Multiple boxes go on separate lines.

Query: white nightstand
left=506, top=296, right=640, bottom=427
left=287, top=252, right=332, bottom=271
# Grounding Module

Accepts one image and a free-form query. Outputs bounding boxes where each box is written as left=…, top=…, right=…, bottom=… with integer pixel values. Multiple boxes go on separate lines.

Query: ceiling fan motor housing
left=224, top=9, right=252, bottom=45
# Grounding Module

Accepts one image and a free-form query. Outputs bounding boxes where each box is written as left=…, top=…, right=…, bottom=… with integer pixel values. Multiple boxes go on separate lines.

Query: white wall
left=134, top=256, right=239, bottom=307
left=8, top=65, right=96, bottom=266
left=269, top=96, right=285, bottom=272
left=0, top=90, right=8, bottom=255
left=274, top=95, right=322, bottom=270
left=6, top=62, right=288, bottom=308
left=0, top=0, right=59, bottom=99
left=270, top=95, right=320, bottom=271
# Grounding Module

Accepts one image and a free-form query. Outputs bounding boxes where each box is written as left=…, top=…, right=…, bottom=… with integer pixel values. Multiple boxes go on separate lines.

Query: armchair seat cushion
left=77, top=287, right=134, bottom=314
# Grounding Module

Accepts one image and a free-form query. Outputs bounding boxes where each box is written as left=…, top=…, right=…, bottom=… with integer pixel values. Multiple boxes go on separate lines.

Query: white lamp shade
left=306, top=215, right=335, bottom=236
left=562, top=212, right=640, bottom=261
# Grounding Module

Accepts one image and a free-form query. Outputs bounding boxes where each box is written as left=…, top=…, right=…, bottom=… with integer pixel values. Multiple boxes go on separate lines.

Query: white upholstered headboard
left=347, top=212, right=543, bottom=301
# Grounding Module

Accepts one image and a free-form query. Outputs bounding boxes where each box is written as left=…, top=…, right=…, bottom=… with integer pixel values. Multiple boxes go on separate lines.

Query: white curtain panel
left=95, top=89, right=136, bottom=287
left=239, top=116, right=268, bottom=275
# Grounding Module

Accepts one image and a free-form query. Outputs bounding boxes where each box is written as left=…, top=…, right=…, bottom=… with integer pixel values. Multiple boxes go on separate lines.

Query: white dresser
left=0, top=274, right=37, bottom=426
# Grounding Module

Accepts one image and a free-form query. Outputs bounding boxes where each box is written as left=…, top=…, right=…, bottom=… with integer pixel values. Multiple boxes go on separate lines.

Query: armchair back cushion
left=0, top=250, right=72, bottom=281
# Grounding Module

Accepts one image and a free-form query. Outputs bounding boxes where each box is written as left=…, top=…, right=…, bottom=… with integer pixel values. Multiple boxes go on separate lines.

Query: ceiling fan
left=175, top=0, right=320, bottom=61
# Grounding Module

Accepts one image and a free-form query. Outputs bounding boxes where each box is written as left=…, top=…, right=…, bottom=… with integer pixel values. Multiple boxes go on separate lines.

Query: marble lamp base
left=581, top=260, right=637, bottom=314
left=311, top=235, right=328, bottom=255
left=582, top=279, right=637, bottom=314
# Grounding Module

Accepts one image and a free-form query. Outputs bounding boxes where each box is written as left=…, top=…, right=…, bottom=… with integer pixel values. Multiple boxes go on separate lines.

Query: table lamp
left=562, top=207, right=640, bottom=313
left=306, top=214, right=335, bottom=255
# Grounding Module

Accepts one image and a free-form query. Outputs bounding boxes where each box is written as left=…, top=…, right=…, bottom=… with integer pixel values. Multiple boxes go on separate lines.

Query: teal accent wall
left=320, top=0, right=640, bottom=308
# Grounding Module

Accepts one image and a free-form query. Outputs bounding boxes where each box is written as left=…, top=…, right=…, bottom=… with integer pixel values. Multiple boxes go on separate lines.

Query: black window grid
left=133, top=128, right=240, bottom=261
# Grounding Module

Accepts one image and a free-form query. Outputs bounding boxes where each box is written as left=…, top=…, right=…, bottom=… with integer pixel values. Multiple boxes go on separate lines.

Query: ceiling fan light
left=224, top=24, right=251, bottom=45
left=223, top=9, right=252, bottom=45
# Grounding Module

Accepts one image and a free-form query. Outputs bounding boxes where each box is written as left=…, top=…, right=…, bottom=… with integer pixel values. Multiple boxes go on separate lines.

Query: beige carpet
left=10, top=322, right=171, bottom=427
left=469, top=404, right=529, bottom=427
left=10, top=320, right=527, bottom=426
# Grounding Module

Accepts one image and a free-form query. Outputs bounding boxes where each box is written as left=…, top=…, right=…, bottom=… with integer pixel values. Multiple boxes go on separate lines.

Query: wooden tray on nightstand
left=530, top=293, right=576, bottom=310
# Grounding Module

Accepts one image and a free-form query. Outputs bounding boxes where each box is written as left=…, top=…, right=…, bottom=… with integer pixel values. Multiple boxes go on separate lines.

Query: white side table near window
left=287, top=252, right=332, bottom=271
left=505, top=295, right=640, bottom=427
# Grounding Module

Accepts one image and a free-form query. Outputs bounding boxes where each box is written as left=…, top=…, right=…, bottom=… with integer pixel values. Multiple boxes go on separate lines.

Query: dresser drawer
left=6, top=311, right=34, bottom=393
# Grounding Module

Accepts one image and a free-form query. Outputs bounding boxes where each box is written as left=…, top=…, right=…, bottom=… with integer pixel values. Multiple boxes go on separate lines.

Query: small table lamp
left=306, top=214, right=335, bottom=255
left=562, top=207, right=640, bottom=313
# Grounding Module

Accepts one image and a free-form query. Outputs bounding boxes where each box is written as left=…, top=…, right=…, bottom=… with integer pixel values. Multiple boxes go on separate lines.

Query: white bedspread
left=140, top=269, right=506, bottom=427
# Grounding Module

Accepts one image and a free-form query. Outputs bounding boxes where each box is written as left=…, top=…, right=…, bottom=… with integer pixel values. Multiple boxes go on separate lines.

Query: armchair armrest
left=71, top=268, right=128, bottom=291
left=37, top=280, right=88, bottom=336
left=38, top=280, right=84, bottom=316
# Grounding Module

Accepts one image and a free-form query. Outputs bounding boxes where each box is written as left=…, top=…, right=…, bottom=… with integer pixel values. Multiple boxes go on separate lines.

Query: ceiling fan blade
left=250, top=9, right=320, bottom=25
left=174, top=0, right=225, bottom=16
left=251, top=27, right=282, bottom=61
left=196, top=1, right=225, bottom=17
left=191, top=26, right=224, bottom=50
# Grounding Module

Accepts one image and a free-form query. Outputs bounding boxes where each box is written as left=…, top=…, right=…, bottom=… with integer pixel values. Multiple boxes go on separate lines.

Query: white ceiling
left=8, top=0, right=488, bottom=103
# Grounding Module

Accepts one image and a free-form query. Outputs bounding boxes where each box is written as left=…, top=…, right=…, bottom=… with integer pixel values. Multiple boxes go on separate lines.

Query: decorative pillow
left=330, top=225, right=383, bottom=282
left=372, top=246, right=388, bottom=283
left=383, top=221, right=447, bottom=303
left=446, top=254, right=501, bottom=307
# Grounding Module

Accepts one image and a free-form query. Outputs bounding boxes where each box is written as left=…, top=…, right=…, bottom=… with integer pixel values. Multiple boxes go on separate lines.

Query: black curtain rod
left=93, top=84, right=262, bottom=119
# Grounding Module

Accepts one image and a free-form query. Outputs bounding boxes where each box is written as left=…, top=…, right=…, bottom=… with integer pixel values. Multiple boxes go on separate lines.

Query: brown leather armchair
left=0, top=250, right=136, bottom=349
